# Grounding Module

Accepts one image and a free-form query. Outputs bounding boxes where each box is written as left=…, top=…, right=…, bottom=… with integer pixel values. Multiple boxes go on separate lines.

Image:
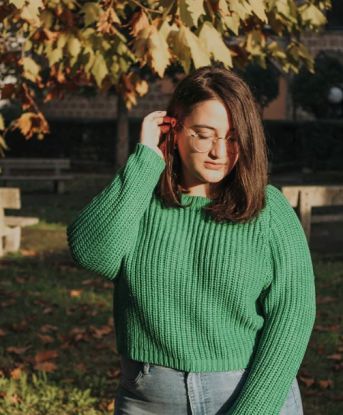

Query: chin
left=199, top=171, right=226, bottom=182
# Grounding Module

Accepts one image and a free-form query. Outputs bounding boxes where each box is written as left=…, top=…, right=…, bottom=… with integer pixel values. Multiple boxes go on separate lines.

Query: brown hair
left=155, top=64, right=269, bottom=224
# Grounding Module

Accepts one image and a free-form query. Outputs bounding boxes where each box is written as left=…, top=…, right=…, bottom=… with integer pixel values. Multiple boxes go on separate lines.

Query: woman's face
left=174, top=99, right=239, bottom=196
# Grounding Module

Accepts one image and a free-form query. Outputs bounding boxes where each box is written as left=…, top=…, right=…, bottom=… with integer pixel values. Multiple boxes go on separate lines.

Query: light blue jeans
left=114, top=355, right=304, bottom=415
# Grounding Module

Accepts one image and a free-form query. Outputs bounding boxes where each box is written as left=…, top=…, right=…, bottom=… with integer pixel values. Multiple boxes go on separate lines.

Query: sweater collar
left=180, top=193, right=213, bottom=208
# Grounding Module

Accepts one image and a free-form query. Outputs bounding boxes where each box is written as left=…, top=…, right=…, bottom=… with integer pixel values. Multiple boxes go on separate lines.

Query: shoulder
left=265, top=184, right=287, bottom=202
left=265, top=184, right=294, bottom=214
left=264, top=184, right=306, bottom=241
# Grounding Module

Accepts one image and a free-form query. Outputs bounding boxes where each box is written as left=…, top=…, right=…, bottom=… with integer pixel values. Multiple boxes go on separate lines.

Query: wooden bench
left=0, top=158, right=73, bottom=194
left=0, top=187, right=39, bottom=257
left=281, top=185, right=343, bottom=242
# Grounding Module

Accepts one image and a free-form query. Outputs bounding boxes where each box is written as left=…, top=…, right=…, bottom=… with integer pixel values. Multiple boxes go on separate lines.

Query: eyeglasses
left=178, top=123, right=238, bottom=153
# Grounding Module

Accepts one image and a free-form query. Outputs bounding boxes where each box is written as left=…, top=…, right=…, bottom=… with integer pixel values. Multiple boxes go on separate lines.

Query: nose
left=209, top=138, right=228, bottom=159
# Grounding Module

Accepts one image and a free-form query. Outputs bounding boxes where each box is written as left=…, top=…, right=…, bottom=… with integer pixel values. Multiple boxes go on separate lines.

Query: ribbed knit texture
left=66, top=142, right=316, bottom=415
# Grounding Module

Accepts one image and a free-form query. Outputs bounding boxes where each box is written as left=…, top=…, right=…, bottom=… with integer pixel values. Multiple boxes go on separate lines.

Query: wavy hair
left=154, top=64, right=269, bottom=224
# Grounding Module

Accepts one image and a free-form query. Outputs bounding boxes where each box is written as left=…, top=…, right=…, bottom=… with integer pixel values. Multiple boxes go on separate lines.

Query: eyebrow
left=190, top=124, right=235, bottom=133
left=190, top=124, right=216, bottom=130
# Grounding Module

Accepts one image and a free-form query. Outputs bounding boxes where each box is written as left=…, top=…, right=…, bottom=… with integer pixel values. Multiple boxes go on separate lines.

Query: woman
left=66, top=65, right=316, bottom=415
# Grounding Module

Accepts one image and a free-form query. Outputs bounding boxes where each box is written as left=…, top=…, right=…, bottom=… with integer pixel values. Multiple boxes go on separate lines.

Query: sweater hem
left=117, top=346, right=251, bottom=373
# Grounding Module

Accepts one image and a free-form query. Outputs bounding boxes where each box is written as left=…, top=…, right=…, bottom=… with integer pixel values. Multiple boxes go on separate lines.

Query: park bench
left=0, top=187, right=39, bottom=257
left=281, top=185, right=343, bottom=242
left=0, top=158, right=73, bottom=194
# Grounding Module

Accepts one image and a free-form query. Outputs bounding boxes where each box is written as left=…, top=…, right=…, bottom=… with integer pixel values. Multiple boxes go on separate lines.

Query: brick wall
left=40, top=77, right=175, bottom=121
left=40, top=30, right=343, bottom=122
left=301, top=31, right=343, bottom=56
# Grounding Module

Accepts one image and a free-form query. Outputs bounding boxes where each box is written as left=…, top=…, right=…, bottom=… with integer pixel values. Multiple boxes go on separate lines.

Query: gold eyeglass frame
left=176, top=122, right=237, bottom=153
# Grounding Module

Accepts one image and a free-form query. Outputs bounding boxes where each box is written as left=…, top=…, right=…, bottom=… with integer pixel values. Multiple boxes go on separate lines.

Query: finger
left=156, top=117, right=168, bottom=125
left=149, top=110, right=167, bottom=117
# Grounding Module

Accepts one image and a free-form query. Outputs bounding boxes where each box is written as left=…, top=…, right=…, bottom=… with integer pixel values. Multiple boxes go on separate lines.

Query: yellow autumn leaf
left=91, top=53, right=108, bottom=87
left=159, top=19, right=173, bottom=40
left=67, top=35, right=81, bottom=58
left=9, top=0, right=25, bottom=8
left=179, top=0, right=205, bottom=28
left=0, top=135, right=10, bottom=157
left=135, top=79, right=149, bottom=96
left=147, top=26, right=171, bottom=77
left=46, top=45, right=63, bottom=66
left=57, top=33, right=68, bottom=49
left=218, top=0, right=230, bottom=16
left=82, top=2, right=101, bottom=26
left=267, top=40, right=286, bottom=59
left=299, top=4, right=327, bottom=26
left=20, top=0, right=45, bottom=27
left=229, top=0, right=252, bottom=21
left=248, top=0, right=268, bottom=23
left=40, top=10, right=54, bottom=29
left=223, top=13, right=240, bottom=35
left=174, top=25, right=211, bottom=70
left=84, top=46, right=96, bottom=74
left=198, top=22, right=233, bottom=67
left=246, top=29, right=266, bottom=56
left=21, top=57, right=41, bottom=82
left=274, top=0, right=291, bottom=19
left=133, top=25, right=171, bottom=77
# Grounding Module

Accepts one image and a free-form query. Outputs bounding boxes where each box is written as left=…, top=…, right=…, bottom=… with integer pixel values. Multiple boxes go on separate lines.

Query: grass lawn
left=0, top=176, right=342, bottom=414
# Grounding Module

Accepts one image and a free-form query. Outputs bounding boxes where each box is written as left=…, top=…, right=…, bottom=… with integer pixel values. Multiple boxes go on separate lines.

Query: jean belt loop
left=143, top=362, right=150, bottom=374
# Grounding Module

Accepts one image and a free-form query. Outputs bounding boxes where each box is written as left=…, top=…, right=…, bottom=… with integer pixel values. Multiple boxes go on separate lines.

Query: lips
left=204, top=162, right=225, bottom=170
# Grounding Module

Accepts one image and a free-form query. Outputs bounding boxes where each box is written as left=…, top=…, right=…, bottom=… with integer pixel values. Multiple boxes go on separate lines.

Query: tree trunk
left=114, top=93, right=129, bottom=171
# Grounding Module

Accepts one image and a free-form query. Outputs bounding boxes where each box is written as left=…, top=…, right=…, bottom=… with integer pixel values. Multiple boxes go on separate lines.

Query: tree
left=0, top=0, right=332, bottom=166
left=237, top=61, right=280, bottom=115
left=290, top=51, right=343, bottom=119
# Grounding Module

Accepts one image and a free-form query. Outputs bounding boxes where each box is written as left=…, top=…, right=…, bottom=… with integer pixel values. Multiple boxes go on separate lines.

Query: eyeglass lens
left=190, top=127, right=237, bottom=153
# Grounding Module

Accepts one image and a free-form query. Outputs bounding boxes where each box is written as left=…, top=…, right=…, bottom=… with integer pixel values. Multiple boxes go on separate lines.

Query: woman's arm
left=227, top=185, right=316, bottom=415
left=66, top=143, right=166, bottom=280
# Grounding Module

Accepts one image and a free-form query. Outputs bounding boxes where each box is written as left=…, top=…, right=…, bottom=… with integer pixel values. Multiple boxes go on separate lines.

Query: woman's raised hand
left=139, top=111, right=176, bottom=161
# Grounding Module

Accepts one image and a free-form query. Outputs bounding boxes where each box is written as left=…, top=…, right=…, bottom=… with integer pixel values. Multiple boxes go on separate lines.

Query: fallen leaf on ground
left=34, top=361, right=57, bottom=372
left=6, top=346, right=31, bottom=355
left=34, top=350, right=58, bottom=363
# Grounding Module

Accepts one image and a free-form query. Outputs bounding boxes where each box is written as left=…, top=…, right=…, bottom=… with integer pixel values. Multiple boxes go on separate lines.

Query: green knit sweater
left=66, top=142, right=316, bottom=415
